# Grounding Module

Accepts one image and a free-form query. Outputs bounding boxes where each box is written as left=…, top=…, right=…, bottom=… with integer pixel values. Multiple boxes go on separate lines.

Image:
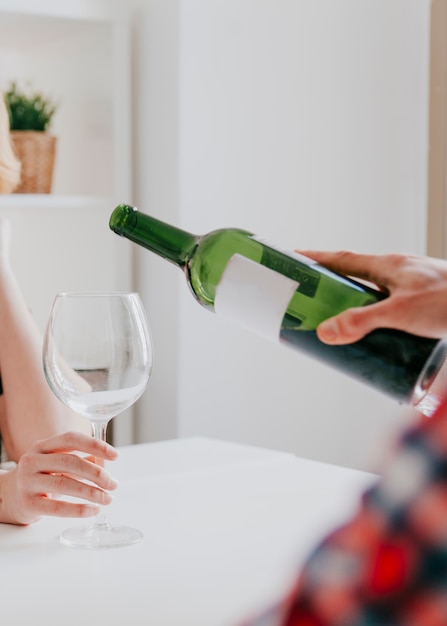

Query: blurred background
left=0, top=0, right=445, bottom=472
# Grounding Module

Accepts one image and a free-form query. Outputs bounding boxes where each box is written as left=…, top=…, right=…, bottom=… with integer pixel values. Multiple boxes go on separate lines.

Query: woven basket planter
left=10, top=131, right=57, bottom=194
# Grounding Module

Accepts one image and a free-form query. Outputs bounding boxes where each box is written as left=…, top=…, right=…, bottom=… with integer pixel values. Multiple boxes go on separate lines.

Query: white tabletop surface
left=0, top=437, right=377, bottom=626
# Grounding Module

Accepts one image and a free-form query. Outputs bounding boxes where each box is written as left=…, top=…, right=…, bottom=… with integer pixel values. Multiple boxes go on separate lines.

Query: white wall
left=128, top=0, right=432, bottom=471
left=126, top=0, right=181, bottom=443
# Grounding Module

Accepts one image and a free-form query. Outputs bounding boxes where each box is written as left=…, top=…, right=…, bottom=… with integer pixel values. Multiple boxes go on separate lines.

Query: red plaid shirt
left=245, top=395, right=447, bottom=626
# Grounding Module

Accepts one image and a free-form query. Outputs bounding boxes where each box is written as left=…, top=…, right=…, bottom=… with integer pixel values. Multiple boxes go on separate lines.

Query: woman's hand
left=0, top=430, right=118, bottom=525
left=298, top=250, right=447, bottom=344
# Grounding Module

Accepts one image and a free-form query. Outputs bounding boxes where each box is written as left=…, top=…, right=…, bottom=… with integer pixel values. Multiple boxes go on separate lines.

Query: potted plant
left=4, top=81, right=58, bottom=193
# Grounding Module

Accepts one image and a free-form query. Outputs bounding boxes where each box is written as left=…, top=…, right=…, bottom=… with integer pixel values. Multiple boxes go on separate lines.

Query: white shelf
left=0, top=194, right=116, bottom=210
left=0, top=0, right=134, bottom=446
left=0, top=0, right=130, bottom=199
left=0, top=2, right=117, bottom=51
left=0, top=0, right=112, bottom=21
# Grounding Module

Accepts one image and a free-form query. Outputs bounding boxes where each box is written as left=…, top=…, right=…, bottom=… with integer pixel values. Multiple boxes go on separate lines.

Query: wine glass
left=42, top=292, right=153, bottom=549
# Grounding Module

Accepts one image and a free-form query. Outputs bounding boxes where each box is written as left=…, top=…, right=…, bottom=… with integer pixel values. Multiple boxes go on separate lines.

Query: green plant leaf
left=4, top=81, right=58, bottom=132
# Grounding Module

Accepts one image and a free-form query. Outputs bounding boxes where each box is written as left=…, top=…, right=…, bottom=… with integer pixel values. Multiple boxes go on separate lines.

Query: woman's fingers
left=7, top=431, right=120, bottom=524
left=24, top=495, right=101, bottom=519
left=83, top=455, right=105, bottom=467
left=30, top=430, right=118, bottom=461
left=10, top=458, right=115, bottom=524
left=30, top=471, right=114, bottom=505
left=19, top=451, right=119, bottom=492
left=0, top=431, right=120, bottom=525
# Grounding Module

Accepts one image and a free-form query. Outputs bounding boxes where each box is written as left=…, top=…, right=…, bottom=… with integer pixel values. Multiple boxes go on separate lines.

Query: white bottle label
left=214, top=254, right=299, bottom=343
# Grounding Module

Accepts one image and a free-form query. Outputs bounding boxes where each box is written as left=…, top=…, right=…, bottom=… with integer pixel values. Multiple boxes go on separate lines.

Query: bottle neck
left=109, top=204, right=198, bottom=268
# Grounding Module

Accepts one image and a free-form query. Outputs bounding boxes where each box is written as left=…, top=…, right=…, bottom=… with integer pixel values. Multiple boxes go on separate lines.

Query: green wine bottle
left=109, top=203, right=447, bottom=407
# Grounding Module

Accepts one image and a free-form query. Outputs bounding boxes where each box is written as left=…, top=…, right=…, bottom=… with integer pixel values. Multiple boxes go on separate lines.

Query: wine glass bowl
left=43, top=292, right=153, bottom=549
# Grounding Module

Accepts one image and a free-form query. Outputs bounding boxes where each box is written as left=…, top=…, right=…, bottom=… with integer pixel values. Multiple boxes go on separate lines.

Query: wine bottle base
left=412, top=338, right=447, bottom=417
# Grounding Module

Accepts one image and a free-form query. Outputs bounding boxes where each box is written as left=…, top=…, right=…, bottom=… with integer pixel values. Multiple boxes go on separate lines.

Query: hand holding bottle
left=0, top=431, right=118, bottom=525
left=299, top=250, right=447, bottom=344
left=109, top=204, right=445, bottom=407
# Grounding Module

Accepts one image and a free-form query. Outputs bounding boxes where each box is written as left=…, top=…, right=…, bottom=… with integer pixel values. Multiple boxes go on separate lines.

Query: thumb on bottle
left=317, top=308, right=371, bottom=345
left=317, top=318, right=340, bottom=343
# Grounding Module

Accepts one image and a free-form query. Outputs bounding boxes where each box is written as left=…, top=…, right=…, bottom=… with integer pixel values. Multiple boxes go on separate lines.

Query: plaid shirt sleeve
left=243, top=394, right=447, bottom=626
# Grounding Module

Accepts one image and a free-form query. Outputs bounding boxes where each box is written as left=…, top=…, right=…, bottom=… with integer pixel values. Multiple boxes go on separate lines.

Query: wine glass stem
left=92, top=420, right=108, bottom=443
left=91, top=420, right=112, bottom=532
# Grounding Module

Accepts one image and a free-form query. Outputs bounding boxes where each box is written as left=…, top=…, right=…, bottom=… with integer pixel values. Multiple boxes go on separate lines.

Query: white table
left=0, top=437, right=376, bottom=626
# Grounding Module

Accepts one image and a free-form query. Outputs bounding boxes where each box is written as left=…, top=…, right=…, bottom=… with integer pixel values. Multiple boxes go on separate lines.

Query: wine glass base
left=60, top=525, right=143, bottom=549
